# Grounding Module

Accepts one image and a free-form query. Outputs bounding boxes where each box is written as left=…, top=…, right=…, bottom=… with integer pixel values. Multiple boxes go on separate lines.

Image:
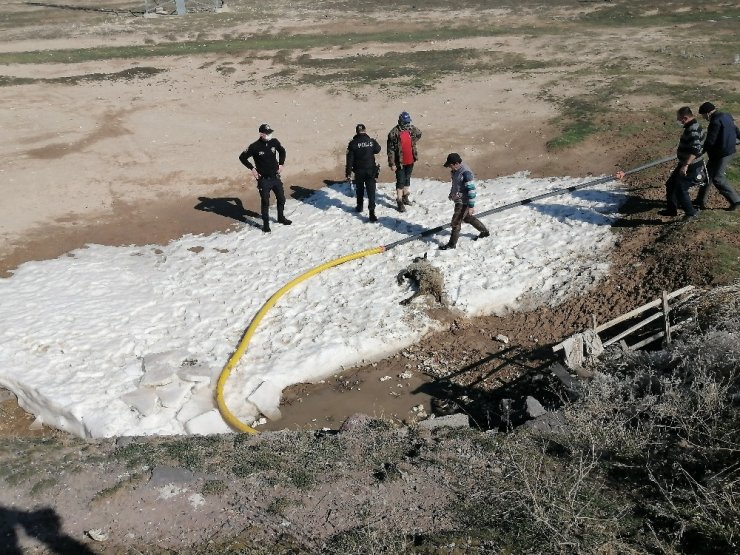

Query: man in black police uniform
left=346, top=123, right=382, bottom=222
left=239, top=123, right=292, bottom=233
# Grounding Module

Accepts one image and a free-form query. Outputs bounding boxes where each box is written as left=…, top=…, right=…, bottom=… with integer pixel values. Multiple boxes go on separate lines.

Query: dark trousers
left=257, top=176, right=286, bottom=224
left=665, top=162, right=700, bottom=216
left=354, top=170, right=376, bottom=210
left=448, top=203, right=488, bottom=246
left=696, top=154, right=740, bottom=206
left=395, top=164, right=414, bottom=190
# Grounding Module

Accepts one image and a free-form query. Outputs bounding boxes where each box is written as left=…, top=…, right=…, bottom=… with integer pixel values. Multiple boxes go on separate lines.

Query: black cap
left=356, top=123, right=366, bottom=133
left=698, top=102, right=716, bottom=115
left=258, top=123, right=274, bottom=134
left=443, top=152, right=462, bottom=167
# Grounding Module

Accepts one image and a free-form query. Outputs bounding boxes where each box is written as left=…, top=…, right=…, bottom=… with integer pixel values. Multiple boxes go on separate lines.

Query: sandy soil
left=3, top=2, right=740, bottom=553
left=0, top=1, right=705, bottom=434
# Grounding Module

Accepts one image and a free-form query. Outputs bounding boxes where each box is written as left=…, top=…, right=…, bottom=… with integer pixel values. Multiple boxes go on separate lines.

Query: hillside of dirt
left=1, top=0, right=739, bottom=552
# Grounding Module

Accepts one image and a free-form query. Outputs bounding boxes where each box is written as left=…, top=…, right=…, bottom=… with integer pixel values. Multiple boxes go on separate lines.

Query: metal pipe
left=383, top=154, right=676, bottom=251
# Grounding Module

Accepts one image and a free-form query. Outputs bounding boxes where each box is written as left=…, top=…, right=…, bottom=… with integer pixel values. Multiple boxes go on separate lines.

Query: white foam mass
left=0, top=175, right=624, bottom=437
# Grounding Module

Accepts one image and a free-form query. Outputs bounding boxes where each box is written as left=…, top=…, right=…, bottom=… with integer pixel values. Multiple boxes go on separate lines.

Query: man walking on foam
left=439, top=153, right=489, bottom=250
left=659, top=107, right=703, bottom=220
left=346, top=123, right=382, bottom=223
left=239, top=123, right=292, bottom=233
left=695, top=101, right=740, bottom=211
left=387, top=111, right=422, bottom=212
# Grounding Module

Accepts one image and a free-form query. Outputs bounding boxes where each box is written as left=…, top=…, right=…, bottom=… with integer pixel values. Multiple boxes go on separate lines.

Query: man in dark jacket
left=660, top=107, right=703, bottom=220
left=387, top=111, right=422, bottom=212
left=695, top=102, right=740, bottom=211
left=439, top=153, right=489, bottom=250
left=346, top=124, right=382, bottom=223
left=239, top=123, right=292, bottom=233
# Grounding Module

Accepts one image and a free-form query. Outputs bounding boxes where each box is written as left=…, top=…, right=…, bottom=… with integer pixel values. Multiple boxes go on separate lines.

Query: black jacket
left=346, top=133, right=381, bottom=176
left=239, top=138, right=286, bottom=177
left=703, top=111, right=739, bottom=158
left=676, top=119, right=703, bottom=163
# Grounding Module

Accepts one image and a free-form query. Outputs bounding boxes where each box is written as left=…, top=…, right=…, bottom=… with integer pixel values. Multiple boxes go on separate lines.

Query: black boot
left=356, top=201, right=363, bottom=213
left=262, top=221, right=271, bottom=233
left=439, top=229, right=459, bottom=250
left=369, top=210, right=378, bottom=222
left=397, top=199, right=406, bottom=212
left=402, top=194, right=412, bottom=206
left=475, top=230, right=490, bottom=240
left=277, top=216, right=292, bottom=225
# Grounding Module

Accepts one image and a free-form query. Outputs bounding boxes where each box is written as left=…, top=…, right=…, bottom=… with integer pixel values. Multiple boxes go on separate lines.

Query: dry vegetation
left=1, top=0, right=739, bottom=553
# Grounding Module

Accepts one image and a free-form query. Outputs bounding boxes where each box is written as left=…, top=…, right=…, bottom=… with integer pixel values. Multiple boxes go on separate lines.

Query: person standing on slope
left=387, top=111, right=422, bottom=212
left=439, top=153, right=489, bottom=250
left=346, top=123, right=382, bottom=223
left=659, top=107, right=703, bottom=220
left=239, top=123, right=292, bottom=233
left=695, top=101, right=740, bottom=211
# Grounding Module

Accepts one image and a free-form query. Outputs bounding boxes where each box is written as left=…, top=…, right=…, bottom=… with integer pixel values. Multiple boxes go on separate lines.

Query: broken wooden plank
left=552, top=285, right=694, bottom=352
left=602, top=311, right=664, bottom=348
left=662, top=290, right=671, bottom=345
left=594, top=285, right=693, bottom=334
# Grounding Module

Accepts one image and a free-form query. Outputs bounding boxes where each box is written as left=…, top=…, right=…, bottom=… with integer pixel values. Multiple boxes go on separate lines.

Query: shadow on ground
left=193, top=196, right=263, bottom=228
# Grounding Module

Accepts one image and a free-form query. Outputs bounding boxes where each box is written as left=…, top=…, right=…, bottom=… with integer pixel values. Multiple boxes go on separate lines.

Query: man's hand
left=614, top=170, right=625, bottom=180
left=680, top=164, right=688, bottom=176
left=390, top=165, right=396, bottom=172
left=278, top=165, right=283, bottom=174
left=467, top=206, right=475, bottom=216
left=251, top=169, right=260, bottom=180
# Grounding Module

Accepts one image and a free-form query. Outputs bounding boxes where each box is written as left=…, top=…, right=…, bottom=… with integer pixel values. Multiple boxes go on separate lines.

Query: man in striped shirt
left=439, top=153, right=490, bottom=250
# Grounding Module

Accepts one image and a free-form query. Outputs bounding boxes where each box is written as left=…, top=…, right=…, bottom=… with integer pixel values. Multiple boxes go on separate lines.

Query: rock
left=150, top=465, right=198, bottom=487
left=549, top=362, right=581, bottom=401
left=86, top=529, right=108, bottom=542
left=339, top=413, right=373, bottom=433
left=495, top=334, right=509, bottom=344
left=526, top=396, right=547, bottom=419
left=418, top=413, right=469, bottom=430
left=522, top=411, right=568, bottom=433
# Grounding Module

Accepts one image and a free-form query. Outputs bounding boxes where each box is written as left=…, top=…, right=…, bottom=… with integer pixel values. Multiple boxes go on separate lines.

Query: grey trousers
left=695, top=153, right=740, bottom=206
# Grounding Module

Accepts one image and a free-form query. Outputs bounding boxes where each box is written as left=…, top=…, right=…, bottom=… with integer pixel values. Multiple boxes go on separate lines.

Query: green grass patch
left=708, top=241, right=740, bottom=283
left=0, top=66, right=165, bottom=87
left=266, top=48, right=549, bottom=91
left=201, top=479, right=227, bottom=496
left=547, top=120, right=601, bottom=150
left=579, top=4, right=740, bottom=27
left=92, top=472, right=147, bottom=503
left=30, top=477, right=57, bottom=496
left=0, top=26, right=509, bottom=65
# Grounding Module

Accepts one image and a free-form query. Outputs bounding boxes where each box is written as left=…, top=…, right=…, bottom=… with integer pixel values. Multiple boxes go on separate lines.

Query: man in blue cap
left=387, top=111, right=422, bottom=212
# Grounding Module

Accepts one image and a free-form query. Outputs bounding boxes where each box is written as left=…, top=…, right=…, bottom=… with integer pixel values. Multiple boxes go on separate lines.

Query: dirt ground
left=1, top=1, right=739, bottom=552
left=1, top=0, right=737, bottom=432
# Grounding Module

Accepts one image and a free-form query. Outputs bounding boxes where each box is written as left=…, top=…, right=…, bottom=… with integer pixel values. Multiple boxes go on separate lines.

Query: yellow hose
left=216, top=245, right=386, bottom=433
